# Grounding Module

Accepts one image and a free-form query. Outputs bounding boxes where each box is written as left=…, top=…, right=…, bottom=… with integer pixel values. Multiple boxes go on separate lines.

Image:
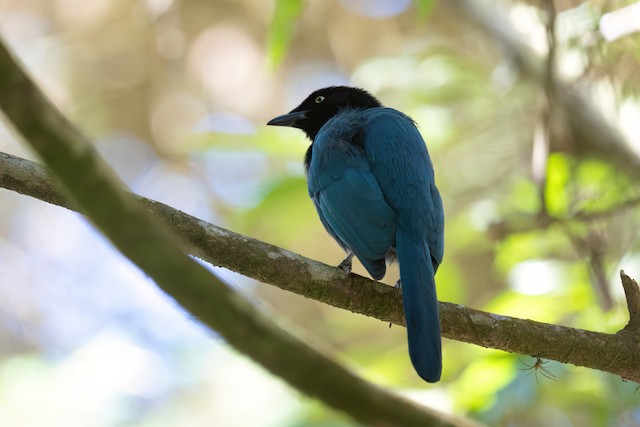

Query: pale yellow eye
left=315, top=96, right=325, bottom=103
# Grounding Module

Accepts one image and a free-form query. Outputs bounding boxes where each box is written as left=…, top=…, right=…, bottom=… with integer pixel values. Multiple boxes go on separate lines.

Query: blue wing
left=360, top=108, right=444, bottom=266
left=308, top=115, right=396, bottom=280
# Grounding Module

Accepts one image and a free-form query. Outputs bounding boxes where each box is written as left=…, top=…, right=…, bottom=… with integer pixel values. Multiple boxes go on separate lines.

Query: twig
left=545, top=0, right=557, bottom=88
left=620, top=270, right=640, bottom=332
left=487, top=194, right=640, bottom=240
left=574, top=195, right=640, bottom=221
left=532, top=0, right=557, bottom=218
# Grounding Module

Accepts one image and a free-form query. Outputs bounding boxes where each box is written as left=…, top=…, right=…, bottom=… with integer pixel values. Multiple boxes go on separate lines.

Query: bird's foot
left=389, top=280, right=403, bottom=329
left=393, top=279, right=403, bottom=295
left=337, top=252, right=354, bottom=275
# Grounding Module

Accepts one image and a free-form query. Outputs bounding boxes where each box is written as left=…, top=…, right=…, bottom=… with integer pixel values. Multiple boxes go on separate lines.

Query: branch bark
left=0, top=39, right=475, bottom=427
left=2, top=150, right=640, bottom=382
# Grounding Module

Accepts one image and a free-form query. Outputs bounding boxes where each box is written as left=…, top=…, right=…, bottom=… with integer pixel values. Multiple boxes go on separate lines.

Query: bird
left=267, top=86, right=444, bottom=383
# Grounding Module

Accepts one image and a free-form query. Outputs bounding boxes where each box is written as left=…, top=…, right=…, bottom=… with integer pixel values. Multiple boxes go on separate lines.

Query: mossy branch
left=2, top=150, right=640, bottom=382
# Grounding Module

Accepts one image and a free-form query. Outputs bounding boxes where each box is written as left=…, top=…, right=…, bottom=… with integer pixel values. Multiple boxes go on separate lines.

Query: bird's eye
left=315, top=96, right=325, bottom=103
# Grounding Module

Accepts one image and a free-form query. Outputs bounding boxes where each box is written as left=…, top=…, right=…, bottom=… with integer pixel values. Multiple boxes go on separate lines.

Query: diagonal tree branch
left=2, top=150, right=640, bottom=382
left=0, top=38, right=476, bottom=427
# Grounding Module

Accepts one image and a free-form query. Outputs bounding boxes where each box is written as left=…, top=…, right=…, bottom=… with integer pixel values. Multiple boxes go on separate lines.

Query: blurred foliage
left=267, top=0, right=304, bottom=67
left=1, top=0, right=640, bottom=426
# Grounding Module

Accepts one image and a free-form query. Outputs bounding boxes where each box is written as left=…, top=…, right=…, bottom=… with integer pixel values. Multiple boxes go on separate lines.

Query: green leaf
left=545, top=152, right=571, bottom=216
left=415, top=0, right=435, bottom=20
left=233, top=176, right=316, bottom=246
left=453, top=353, right=516, bottom=411
left=267, top=0, right=305, bottom=68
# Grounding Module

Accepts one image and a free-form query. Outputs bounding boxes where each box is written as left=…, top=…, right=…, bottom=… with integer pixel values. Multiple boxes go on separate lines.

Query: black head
left=267, top=86, right=382, bottom=140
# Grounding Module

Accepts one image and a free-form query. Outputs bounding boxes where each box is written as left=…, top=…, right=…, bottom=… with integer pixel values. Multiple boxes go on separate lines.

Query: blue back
left=307, top=107, right=444, bottom=382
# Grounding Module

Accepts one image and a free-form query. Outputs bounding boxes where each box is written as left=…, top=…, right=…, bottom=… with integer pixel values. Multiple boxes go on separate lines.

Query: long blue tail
left=396, top=230, right=442, bottom=383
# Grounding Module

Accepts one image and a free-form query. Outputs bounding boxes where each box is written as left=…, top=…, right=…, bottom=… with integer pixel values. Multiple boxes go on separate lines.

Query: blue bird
left=267, top=86, right=444, bottom=383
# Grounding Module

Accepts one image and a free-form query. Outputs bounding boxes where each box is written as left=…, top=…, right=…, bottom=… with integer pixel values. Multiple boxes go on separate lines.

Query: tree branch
left=2, top=150, right=640, bottom=382
left=0, top=39, right=474, bottom=427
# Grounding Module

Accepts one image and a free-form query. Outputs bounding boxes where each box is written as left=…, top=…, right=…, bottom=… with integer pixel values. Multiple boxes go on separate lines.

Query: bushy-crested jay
left=267, top=86, right=444, bottom=383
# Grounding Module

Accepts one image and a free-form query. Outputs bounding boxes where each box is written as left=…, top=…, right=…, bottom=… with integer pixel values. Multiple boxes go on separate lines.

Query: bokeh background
left=1, top=0, right=640, bottom=425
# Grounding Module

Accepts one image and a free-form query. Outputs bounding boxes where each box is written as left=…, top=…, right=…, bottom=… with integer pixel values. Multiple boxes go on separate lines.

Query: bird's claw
left=390, top=280, right=403, bottom=328
left=337, top=252, right=354, bottom=275
left=338, top=258, right=352, bottom=275
left=393, top=279, right=403, bottom=296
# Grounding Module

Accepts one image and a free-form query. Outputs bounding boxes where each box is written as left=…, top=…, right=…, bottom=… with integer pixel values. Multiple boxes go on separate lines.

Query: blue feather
left=309, top=108, right=443, bottom=381
left=396, top=231, right=442, bottom=382
left=268, top=87, right=444, bottom=382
